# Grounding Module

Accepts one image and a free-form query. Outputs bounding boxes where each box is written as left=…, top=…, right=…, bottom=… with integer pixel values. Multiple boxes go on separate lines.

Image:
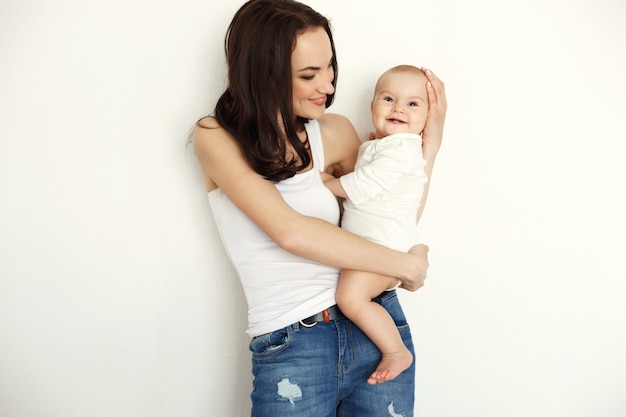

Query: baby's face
left=371, top=70, right=429, bottom=138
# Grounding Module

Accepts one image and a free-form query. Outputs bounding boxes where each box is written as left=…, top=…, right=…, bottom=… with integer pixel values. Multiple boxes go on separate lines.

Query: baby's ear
left=368, top=132, right=376, bottom=141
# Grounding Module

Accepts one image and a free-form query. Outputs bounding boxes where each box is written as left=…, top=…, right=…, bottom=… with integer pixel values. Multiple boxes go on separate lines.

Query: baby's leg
left=336, top=270, right=413, bottom=385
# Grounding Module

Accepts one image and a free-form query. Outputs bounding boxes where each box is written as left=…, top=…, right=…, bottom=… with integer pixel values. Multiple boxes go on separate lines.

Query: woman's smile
left=309, top=96, right=328, bottom=106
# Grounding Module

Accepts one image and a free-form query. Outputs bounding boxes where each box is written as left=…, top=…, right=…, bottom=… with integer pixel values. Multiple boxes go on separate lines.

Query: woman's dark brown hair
left=206, top=0, right=338, bottom=181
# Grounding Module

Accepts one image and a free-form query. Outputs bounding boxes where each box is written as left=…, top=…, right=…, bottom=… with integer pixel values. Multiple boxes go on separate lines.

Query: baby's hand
left=320, top=171, right=335, bottom=183
left=320, top=171, right=347, bottom=199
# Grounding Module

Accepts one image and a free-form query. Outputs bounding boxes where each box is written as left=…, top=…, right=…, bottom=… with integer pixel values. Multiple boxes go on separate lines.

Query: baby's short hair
left=374, top=65, right=425, bottom=96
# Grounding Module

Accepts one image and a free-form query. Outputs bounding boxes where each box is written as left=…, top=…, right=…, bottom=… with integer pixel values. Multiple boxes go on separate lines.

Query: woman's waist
left=245, top=285, right=337, bottom=337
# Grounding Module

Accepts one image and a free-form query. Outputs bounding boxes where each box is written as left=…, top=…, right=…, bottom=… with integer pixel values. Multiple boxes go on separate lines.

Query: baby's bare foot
left=367, top=350, right=413, bottom=385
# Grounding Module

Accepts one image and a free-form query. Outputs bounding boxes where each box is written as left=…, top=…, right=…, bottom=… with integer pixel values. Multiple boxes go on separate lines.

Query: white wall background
left=1, top=0, right=624, bottom=416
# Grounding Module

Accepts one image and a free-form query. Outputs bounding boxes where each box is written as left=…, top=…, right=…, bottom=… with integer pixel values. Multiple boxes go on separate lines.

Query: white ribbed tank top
left=208, top=119, right=340, bottom=337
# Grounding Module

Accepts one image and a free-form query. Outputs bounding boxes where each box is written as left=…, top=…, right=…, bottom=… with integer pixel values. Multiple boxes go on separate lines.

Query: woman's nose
left=319, top=78, right=334, bottom=95
left=319, top=67, right=335, bottom=94
left=320, top=84, right=334, bottom=95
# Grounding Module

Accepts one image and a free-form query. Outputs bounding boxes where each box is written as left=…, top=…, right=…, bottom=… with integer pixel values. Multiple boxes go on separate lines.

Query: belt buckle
left=299, top=319, right=317, bottom=328
left=299, top=308, right=330, bottom=328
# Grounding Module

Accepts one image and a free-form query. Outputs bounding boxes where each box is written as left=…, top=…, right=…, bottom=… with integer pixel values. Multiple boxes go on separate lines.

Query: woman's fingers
left=422, top=68, right=447, bottom=116
left=420, top=68, right=447, bottom=150
left=401, top=244, right=429, bottom=291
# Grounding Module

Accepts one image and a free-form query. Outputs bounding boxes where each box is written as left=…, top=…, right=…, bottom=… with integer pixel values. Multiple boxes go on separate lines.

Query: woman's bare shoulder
left=194, top=116, right=223, bottom=141
left=192, top=117, right=243, bottom=191
left=317, top=113, right=361, bottom=175
left=193, top=117, right=232, bottom=152
left=318, top=113, right=353, bottom=132
left=196, top=116, right=220, bottom=130
left=318, top=113, right=361, bottom=145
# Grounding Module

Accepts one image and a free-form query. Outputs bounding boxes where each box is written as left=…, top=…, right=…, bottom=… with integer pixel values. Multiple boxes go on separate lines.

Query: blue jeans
left=249, top=290, right=415, bottom=417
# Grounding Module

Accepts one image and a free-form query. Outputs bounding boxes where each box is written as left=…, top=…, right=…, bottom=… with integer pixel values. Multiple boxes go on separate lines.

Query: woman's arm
left=193, top=115, right=428, bottom=290
left=416, top=68, right=447, bottom=223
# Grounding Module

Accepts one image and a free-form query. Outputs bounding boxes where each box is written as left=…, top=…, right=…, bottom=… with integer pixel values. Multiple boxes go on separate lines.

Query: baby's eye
left=408, top=101, right=419, bottom=107
left=383, top=96, right=394, bottom=103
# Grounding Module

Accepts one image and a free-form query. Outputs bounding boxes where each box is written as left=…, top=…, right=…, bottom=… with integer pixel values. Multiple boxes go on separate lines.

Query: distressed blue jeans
left=249, top=290, right=415, bottom=417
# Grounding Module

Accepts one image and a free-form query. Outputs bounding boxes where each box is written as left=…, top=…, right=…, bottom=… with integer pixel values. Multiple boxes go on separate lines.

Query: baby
left=323, top=65, right=430, bottom=384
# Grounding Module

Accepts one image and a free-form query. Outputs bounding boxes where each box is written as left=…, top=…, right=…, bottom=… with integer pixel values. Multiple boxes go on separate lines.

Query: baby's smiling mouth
left=387, top=118, right=406, bottom=124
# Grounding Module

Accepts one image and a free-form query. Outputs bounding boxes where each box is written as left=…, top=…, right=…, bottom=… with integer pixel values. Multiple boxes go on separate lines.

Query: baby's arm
left=321, top=172, right=348, bottom=199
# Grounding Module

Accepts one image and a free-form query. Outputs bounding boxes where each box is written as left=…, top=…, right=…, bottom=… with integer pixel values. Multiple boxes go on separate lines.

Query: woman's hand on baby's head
left=420, top=68, right=447, bottom=152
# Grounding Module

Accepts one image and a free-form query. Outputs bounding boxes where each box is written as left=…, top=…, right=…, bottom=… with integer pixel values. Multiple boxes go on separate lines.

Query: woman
left=192, top=0, right=446, bottom=415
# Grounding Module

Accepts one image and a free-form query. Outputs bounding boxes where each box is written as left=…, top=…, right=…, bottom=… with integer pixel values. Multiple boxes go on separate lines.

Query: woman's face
left=291, top=27, right=335, bottom=120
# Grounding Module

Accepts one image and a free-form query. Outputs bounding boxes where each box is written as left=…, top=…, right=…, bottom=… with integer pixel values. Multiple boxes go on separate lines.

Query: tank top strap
left=304, top=119, right=325, bottom=171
